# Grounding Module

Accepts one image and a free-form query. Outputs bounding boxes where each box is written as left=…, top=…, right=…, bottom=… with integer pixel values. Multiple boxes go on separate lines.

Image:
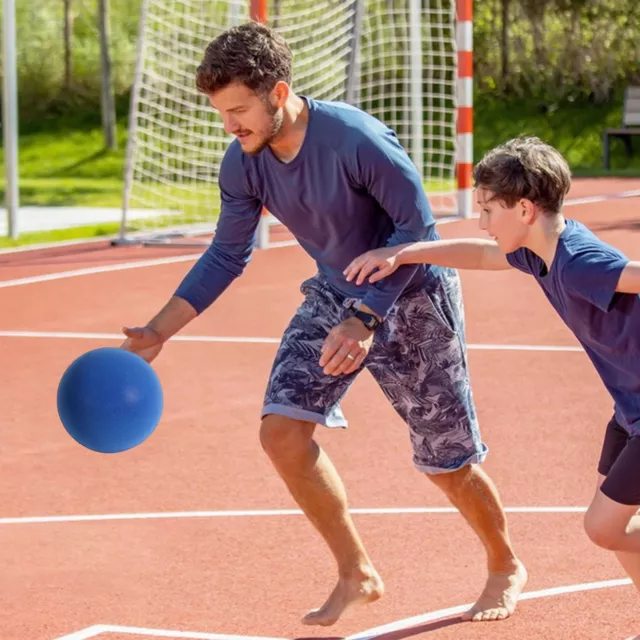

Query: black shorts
left=598, top=416, right=640, bottom=506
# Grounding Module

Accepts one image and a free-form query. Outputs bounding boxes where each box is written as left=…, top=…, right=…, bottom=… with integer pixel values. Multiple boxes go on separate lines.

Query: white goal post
left=116, top=0, right=473, bottom=248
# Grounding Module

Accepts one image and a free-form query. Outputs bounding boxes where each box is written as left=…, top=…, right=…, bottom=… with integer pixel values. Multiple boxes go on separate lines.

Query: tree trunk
left=98, top=0, right=117, bottom=150
left=501, top=0, right=510, bottom=85
left=63, top=0, right=72, bottom=91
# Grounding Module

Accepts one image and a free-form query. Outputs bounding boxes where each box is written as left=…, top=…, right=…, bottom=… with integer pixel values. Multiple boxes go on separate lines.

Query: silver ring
left=346, top=354, right=356, bottom=360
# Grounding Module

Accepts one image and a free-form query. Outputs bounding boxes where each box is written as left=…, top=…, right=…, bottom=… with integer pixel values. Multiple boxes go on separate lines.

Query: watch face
left=356, top=311, right=378, bottom=329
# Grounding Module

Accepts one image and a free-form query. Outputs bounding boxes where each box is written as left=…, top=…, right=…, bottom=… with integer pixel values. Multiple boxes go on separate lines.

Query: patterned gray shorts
left=262, top=270, right=487, bottom=474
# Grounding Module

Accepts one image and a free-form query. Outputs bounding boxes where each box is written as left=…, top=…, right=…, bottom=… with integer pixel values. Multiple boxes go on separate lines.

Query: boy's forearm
left=147, top=296, right=198, bottom=341
left=396, top=238, right=508, bottom=271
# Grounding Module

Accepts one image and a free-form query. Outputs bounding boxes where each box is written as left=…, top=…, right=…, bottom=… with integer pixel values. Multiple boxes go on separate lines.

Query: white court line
left=0, top=505, right=588, bottom=526
left=53, top=626, right=111, bottom=640
left=2, top=190, right=638, bottom=290
left=0, top=330, right=584, bottom=352
left=564, top=189, right=640, bottom=206
left=51, top=577, right=633, bottom=640
left=346, top=577, right=633, bottom=640
left=0, top=253, right=201, bottom=289
left=53, top=628, right=289, bottom=640
left=0, top=331, right=281, bottom=344
left=429, top=188, right=640, bottom=225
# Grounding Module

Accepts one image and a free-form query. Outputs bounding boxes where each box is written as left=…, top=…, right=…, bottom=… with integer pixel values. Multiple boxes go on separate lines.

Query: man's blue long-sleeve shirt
left=175, top=97, right=441, bottom=319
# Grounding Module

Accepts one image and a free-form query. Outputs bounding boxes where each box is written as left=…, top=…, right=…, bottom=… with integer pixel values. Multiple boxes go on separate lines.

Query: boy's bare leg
left=260, top=414, right=384, bottom=627
left=585, top=476, right=640, bottom=640
left=586, top=476, right=640, bottom=590
left=427, top=464, right=528, bottom=622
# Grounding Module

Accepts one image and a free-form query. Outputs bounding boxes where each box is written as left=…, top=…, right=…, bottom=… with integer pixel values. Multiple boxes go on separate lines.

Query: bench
left=603, top=86, right=640, bottom=169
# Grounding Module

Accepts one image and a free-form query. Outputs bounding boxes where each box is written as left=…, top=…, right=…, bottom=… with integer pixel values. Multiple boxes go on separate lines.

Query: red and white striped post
left=456, top=0, right=473, bottom=218
left=251, top=0, right=271, bottom=248
left=250, top=0, right=267, bottom=23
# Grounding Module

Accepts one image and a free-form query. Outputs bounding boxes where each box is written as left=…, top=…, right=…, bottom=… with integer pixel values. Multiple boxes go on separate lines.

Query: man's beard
left=245, top=105, right=284, bottom=156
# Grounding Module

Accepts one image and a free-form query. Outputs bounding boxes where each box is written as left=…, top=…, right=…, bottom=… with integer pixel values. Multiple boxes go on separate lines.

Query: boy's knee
left=259, top=413, right=315, bottom=461
left=583, top=511, right=623, bottom=551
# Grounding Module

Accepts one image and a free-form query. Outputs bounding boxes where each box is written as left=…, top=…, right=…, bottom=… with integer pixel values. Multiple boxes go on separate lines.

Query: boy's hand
left=344, top=246, right=402, bottom=285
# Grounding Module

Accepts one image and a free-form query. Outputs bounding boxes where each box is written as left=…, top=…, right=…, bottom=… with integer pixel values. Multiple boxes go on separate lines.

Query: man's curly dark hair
left=196, top=21, right=293, bottom=96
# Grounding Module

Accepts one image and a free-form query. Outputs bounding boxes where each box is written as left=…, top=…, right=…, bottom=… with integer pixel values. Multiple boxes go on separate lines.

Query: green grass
left=16, top=178, right=125, bottom=207
left=1, top=93, right=639, bottom=248
left=0, top=222, right=122, bottom=249
left=474, top=94, right=640, bottom=173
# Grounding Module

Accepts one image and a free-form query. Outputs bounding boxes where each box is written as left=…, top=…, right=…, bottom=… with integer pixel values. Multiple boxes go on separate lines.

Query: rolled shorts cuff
left=414, top=443, right=489, bottom=475
left=261, top=403, right=348, bottom=428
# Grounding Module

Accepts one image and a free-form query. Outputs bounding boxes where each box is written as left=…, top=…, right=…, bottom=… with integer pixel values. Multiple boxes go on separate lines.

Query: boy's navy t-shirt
left=507, top=218, right=640, bottom=435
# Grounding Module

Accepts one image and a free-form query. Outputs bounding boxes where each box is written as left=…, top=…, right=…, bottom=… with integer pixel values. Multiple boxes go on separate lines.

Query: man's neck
left=269, top=94, right=309, bottom=163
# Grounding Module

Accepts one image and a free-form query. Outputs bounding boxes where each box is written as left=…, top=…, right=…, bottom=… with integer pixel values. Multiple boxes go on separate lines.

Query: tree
left=63, top=0, right=72, bottom=91
left=98, top=0, right=116, bottom=149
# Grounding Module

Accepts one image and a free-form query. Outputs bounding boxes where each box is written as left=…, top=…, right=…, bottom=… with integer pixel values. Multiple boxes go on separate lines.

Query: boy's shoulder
left=559, top=218, right=601, bottom=250
left=556, top=218, right=628, bottom=271
left=506, top=219, right=627, bottom=278
left=554, top=219, right=631, bottom=312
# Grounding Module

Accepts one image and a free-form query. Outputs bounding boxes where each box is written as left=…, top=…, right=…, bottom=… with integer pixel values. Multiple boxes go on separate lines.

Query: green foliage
left=0, top=0, right=140, bottom=117
left=3, top=0, right=639, bottom=117
left=474, top=0, right=640, bottom=102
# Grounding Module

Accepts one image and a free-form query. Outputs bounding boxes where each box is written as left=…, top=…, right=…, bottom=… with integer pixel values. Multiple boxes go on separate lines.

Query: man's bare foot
left=302, top=568, right=384, bottom=626
left=462, top=560, right=528, bottom=622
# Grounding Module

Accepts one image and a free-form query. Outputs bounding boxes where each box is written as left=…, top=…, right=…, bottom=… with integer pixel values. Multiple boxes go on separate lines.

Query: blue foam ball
left=57, top=347, right=164, bottom=453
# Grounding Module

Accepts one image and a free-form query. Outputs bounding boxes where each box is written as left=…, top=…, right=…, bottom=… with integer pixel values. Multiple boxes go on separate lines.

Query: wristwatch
left=348, top=303, right=382, bottom=331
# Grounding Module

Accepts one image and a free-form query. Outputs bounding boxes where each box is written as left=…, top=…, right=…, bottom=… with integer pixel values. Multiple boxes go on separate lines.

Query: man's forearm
left=147, top=296, right=198, bottom=341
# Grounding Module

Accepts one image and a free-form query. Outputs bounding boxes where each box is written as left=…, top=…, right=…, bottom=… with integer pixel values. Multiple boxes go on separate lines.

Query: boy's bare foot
left=302, top=568, right=384, bottom=626
left=462, top=560, right=528, bottom=622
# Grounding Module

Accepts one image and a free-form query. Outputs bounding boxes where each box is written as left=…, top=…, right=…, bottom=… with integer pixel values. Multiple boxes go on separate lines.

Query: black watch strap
left=352, top=308, right=382, bottom=331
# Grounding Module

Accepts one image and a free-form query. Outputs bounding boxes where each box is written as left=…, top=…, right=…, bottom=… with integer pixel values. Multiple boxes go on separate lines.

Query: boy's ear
left=518, top=198, right=537, bottom=225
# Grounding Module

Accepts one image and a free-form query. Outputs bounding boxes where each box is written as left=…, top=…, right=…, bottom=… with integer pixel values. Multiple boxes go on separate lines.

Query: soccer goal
left=115, top=0, right=473, bottom=248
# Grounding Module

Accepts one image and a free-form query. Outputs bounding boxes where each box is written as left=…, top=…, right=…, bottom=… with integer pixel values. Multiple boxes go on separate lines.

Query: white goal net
left=117, top=0, right=462, bottom=247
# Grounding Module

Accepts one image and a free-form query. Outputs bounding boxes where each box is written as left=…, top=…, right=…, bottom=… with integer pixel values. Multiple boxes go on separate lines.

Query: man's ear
left=271, top=81, right=290, bottom=108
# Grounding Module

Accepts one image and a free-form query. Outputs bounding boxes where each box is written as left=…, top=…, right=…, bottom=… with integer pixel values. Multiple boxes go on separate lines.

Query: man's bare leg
left=427, top=464, right=528, bottom=622
left=260, top=414, right=384, bottom=626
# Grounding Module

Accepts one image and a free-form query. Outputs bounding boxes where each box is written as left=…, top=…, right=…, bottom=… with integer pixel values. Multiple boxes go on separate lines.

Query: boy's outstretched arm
left=616, top=261, right=640, bottom=294
left=344, top=238, right=510, bottom=285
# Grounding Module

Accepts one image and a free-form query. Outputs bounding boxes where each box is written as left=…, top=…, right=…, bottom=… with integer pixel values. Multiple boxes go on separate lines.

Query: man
left=121, top=21, right=527, bottom=627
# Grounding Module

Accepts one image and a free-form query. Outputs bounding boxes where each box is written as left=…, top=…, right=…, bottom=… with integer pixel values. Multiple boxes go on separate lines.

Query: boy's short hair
left=196, top=21, right=292, bottom=96
left=473, top=136, right=572, bottom=213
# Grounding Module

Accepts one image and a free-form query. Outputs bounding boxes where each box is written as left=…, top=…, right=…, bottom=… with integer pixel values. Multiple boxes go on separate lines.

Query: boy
left=344, top=136, right=640, bottom=603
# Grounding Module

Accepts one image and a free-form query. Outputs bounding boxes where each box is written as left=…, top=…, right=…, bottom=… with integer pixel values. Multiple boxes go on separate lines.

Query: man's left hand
left=320, top=315, right=376, bottom=376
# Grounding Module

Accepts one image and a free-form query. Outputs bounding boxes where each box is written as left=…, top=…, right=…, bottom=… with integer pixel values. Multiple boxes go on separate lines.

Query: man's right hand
left=121, top=326, right=165, bottom=363
left=120, top=296, right=198, bottom=363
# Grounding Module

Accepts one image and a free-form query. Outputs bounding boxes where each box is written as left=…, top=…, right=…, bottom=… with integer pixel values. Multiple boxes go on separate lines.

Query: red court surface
left=0, top=177, right=639, bottom=640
